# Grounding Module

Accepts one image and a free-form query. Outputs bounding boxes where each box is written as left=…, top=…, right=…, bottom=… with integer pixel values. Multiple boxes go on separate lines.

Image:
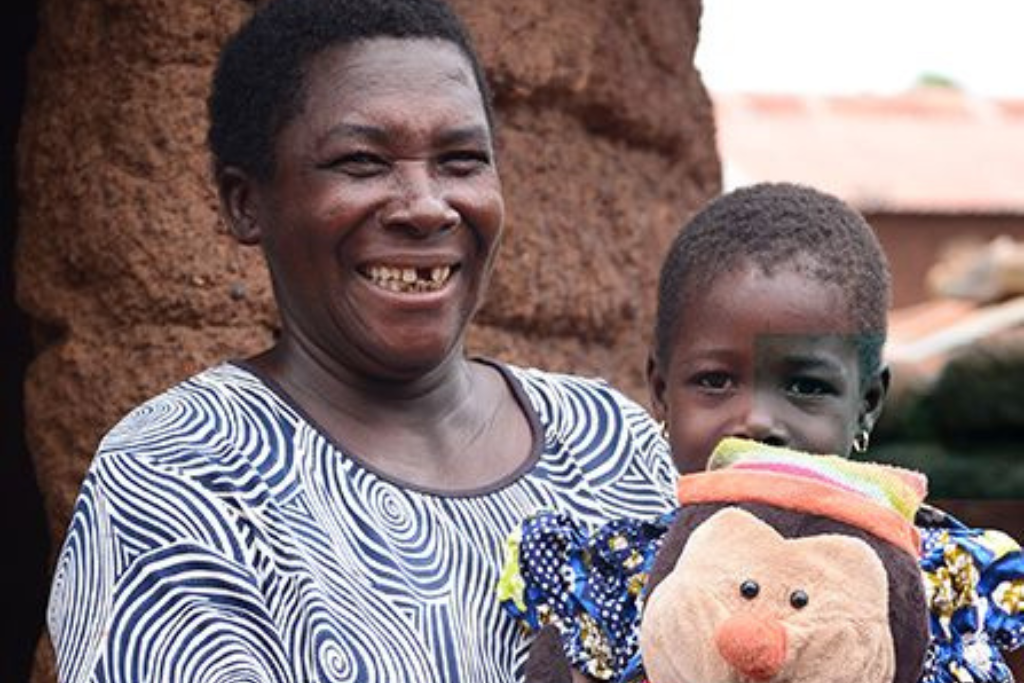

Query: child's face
left=648, top=261, right=887, bottom=475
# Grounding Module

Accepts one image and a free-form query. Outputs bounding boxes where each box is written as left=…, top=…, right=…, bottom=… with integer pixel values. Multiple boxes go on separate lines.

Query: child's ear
left=647, top=352, right=668, bottom=424
left=216, top=164, right=263, bottom=245
left=860, top=365, right=890, bottom=433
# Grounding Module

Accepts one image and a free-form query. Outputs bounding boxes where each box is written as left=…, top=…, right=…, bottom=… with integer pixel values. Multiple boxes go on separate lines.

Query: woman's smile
left=358, top=262, right=457, bottom=294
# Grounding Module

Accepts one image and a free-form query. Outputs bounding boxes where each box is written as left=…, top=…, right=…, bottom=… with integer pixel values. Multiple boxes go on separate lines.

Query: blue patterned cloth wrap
left=499, top=510, right=676, bottom=681
left=919, top=507, right=1024, bottom=683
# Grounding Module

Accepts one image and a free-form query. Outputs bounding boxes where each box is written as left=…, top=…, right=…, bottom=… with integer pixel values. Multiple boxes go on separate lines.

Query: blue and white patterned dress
left=48, top=361, right=678, bottom=683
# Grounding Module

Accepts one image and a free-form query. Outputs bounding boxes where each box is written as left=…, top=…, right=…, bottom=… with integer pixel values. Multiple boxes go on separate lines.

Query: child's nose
left=730, top=396, right=787, bottom=447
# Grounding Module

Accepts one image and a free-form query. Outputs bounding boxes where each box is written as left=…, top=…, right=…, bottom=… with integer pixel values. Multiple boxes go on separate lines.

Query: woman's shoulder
left=500, top=363, right=653, bottom=427
left=97, top=362, right=289, bottom=465
left=497, top=362, right=675, bottom=511
left=503, top=363, right=614, bottom=397
left=70, top=364, right=297, bottom=561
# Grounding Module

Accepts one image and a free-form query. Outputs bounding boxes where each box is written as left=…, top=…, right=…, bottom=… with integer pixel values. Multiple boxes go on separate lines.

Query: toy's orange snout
left=714, top=613, right=787, bottom=681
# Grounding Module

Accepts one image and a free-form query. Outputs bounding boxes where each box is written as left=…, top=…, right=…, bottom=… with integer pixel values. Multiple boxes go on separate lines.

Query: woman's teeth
left=364, top=265, right=452, bottom=293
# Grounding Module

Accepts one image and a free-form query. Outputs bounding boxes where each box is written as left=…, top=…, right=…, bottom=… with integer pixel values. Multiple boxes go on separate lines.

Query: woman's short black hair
left=208, top=0, right=494, bottom=181
left=654, top=182, right=891, bottom=379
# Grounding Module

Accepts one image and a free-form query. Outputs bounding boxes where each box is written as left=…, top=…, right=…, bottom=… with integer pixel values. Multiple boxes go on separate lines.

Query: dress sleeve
left=47, top=453, right=294, bottom=683
left=498, top=509, right=677, bottom=682
left=918, top=506, right=1024, bottom=683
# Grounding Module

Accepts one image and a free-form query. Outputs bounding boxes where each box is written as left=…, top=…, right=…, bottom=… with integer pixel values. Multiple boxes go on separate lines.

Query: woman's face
left=226, top=38, right=504, bottom=380
left=648, top=261, right=887, bottom=474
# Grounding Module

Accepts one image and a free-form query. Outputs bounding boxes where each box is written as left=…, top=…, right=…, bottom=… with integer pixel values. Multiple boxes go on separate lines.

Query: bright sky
left=695, top=0, right=1024, bottom=97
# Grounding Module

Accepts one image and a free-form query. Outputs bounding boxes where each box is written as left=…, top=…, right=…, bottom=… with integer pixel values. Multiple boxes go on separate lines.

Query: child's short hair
left=654, top=182, right=891, bottom=379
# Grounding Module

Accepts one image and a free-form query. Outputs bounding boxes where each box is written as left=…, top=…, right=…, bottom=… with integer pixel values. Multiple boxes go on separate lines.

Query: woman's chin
left=361, top=332, right=464, bottom=380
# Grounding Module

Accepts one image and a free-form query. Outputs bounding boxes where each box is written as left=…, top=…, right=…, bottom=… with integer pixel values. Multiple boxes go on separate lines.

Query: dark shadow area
left=2, top=0, right=47, bottom=681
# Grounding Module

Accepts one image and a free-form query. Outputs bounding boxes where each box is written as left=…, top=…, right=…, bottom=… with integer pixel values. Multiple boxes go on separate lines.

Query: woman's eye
left=439, top=150, right=490, bottom=176
left=693, top=372, right=734, bottom=392
left=786, top=377, right=835, bottom=397
left=326, top=152, right=388, bottom=177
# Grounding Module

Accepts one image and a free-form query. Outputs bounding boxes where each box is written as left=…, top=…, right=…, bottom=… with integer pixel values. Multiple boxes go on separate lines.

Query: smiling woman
left=43, top=1, right=679, bottom=682
left=219, top=38, right=506, bottom=397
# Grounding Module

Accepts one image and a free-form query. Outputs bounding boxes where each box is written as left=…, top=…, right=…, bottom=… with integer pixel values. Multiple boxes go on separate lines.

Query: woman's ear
left=216, top=165, right=263, bottom=245
left=860, top=365, right=891, bottom=433
left=647, top=352, right=668, bottom=424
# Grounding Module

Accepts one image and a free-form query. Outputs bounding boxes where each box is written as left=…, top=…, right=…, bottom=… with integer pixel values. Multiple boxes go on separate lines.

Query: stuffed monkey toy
left=641, top=438, right=930, bottom=683
left=513, top=438, right=931, bottom=683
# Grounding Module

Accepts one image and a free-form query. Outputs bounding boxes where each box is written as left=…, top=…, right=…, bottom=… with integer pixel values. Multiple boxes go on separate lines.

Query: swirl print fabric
left=48, top=362, right=677, bottom=683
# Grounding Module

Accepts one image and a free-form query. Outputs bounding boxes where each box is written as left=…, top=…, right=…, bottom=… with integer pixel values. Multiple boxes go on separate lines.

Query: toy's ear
left=216, top=164, right=264, bottom=245
left=647, top=504, right=723, bottom=598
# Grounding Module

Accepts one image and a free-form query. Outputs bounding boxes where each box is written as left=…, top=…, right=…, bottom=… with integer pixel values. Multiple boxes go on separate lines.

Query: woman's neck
left=243, top=332, right=536, bottom=493
left=248, top=333, right=476, bottom=431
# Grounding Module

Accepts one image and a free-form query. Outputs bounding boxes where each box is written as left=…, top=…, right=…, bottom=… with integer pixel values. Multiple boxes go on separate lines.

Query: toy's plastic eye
left=739, top=579, right=760, bottom=599
left=790, top=589, right=809, bottom=609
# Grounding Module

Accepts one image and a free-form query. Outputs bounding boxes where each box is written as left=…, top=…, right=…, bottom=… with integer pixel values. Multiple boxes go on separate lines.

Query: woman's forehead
left=287, top=38, right=490, bottom=144
left=317, top=38, right=473, bottom=86
left=302, top=39, right=481, bottom=112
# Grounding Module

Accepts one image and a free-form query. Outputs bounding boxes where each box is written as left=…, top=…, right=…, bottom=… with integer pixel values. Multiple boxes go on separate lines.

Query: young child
left=498, top=182, right=1024, bottom=683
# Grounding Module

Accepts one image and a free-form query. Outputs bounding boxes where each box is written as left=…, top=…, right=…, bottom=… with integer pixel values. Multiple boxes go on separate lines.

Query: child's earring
left=852, top=429, right=871, bottom=454
left=659, top=421, right=669, bottom=440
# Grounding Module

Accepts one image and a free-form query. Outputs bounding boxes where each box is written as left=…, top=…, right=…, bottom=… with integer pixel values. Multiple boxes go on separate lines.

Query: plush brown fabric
left=525, top=625, right=575, bottom=683
left=642, top=507, right=897, bottom=683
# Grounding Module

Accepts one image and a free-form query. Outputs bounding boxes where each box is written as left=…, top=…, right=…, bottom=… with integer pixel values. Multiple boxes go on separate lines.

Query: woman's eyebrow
left=317, top=123, right=490, bottom=149
left=320, top=123, right=388, bottom=145
left=434, top=125, right=491, bottom=147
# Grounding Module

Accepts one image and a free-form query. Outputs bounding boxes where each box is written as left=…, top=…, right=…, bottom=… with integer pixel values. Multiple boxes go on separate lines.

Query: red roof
left=714, top=89, right=1024, bottom=215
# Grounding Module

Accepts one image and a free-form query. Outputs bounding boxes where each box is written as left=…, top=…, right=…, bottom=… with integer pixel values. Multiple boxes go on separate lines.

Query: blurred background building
left=715, top=89, right=1024, bottom=307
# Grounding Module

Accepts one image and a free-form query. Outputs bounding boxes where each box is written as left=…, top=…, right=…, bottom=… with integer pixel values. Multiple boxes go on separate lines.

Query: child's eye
left=324, top=152, right=389, bottom=178
left=786, top=376, right=836, bottom=397
left=692, top=371, right=734, bottom=392
left=438, top=150, right=491, bottom=176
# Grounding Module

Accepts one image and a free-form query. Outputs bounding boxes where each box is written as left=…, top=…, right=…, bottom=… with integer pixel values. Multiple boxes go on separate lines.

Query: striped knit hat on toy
left=676, top=437, right=928, bottom=556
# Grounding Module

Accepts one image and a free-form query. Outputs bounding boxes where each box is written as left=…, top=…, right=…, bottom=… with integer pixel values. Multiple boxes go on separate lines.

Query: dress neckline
left=226, top=357, right=545, bottom=499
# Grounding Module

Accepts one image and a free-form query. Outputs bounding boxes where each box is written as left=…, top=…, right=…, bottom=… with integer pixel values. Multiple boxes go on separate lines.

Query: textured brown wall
left=16, top=0, right=718, bottom=679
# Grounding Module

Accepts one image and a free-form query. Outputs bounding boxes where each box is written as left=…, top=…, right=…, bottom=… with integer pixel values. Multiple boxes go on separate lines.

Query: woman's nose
left=380, top=163, right=459, bottom=236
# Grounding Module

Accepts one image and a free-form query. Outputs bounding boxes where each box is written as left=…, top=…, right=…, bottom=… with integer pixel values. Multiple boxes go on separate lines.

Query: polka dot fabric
left=499, top=509, right=677, bottom=681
